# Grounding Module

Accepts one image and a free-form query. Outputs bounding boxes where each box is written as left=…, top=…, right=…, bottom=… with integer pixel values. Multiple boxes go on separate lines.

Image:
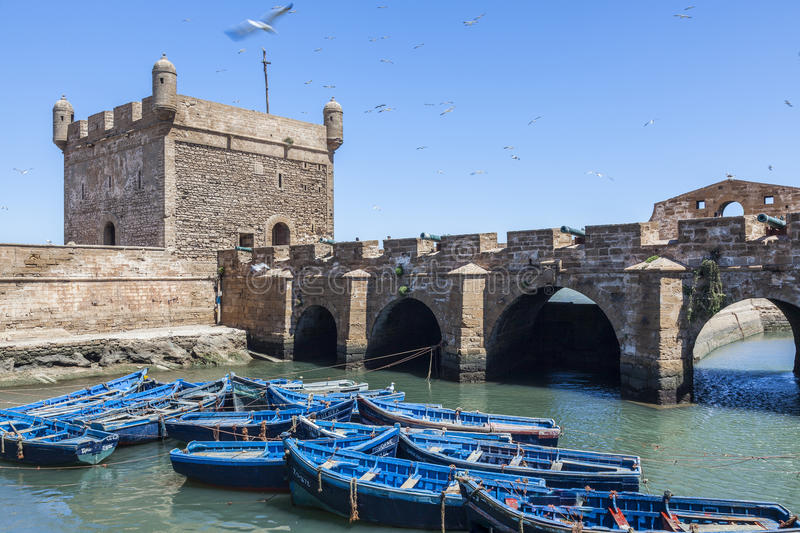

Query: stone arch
left=293, top=305, right=338, bottom=364
left=98, top=213, right=121, bottom=246
left=265, top=214, right=295, bottom=246
left=485, top=284, right=623, bottom=382
left=365, top=297, right=443, bottom=374
left=718, top=200, right=744, bottom=217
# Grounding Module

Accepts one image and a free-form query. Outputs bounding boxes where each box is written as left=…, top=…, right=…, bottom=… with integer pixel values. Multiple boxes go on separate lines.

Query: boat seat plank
left=359, top=469, right=381, bottom=482
left=509, top=455, right=523, bottom=467
left=399, top=474, right=421, bottom=489
left=429, top=446, right=443, bottom=453
left=550, top=461, right=563, bottom=471
left=466, top=450, right=483, bottom=463
left=320, top=459, right=339, bottom=470
left=27, top=431, right=70, bottom=442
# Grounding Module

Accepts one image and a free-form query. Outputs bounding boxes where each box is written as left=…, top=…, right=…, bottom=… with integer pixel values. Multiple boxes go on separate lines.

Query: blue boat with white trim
left=0, top=409, right=119, bottom=466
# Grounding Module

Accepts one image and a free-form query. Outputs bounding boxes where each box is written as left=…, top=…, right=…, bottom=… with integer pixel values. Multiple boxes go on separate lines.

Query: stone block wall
left=0, top=244, right=215, bottom=339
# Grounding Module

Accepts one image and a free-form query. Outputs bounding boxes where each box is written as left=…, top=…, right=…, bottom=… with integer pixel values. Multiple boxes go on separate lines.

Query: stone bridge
left=219, top=180, right=800, bottom=405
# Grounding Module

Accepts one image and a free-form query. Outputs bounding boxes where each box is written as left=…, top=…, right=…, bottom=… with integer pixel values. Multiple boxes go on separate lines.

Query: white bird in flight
left=436, top=169, right=445, bottom=174
left=528, top=116, right=542, bottom=125
left=378, top=107, right=394, bottom=113
left=587, top=170, right=613, bottom=181
left=380, top=58, right=394, bottom=64
left=440, top=106, right=455, bottom=116
left=372, top=204, right=382, bottom=211
left=785, top=100, right=793, bottom=107
left=314, top=48, right=323, bottom=52
left=416, top=146, right=428, bottom=150
left=304, top=79, right=312, bottom=85
left=238, top=48, right=246, bottom=54
left=674, top=13, right=692, bottom=19
left=0, top=205, right=7, bottom=211
left=511, top=155, right=520, bottom=160
left=643, top=119, right=656, bottom=127
left=225, top=3, right=293, bottom=40
left=470, top=170, right=487, bottom=175
left=13, top=168, right=33, bottom=175
left=322, top=84, right=336, bottom=89
left=463, top=13, right=485, bottom=26
left=503, top=146, right=514, bottom=150
left=413, top=43, right=424, bottom=49
left=768, top=165, right=774, bottom=171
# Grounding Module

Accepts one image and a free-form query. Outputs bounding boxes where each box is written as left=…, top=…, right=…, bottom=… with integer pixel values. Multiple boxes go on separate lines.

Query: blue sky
left=0, top=1, right=798, bottom=244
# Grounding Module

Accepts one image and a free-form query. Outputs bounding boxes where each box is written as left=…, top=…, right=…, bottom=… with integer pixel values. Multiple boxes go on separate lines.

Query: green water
left=1, top=332, right=799, bottom=532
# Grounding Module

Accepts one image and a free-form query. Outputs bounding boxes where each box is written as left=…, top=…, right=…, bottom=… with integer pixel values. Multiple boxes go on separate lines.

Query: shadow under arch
left=485, top=287, right=621, bottom=385
left=689, top=297, right=800, bottom=414
left=293, top=305, right=337, bottom=364
left=365, top=297, right=442, bottom=374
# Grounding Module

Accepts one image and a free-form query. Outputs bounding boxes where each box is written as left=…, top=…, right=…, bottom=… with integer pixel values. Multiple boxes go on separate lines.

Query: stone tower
left=152, top=54, right=177, bottom=121
left=56, top=55, right=343, bottom=267
left=52, top=95, right=74, bottom=151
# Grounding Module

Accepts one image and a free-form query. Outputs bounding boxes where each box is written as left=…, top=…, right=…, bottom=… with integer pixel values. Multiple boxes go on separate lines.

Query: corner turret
left=323, top=97, right=343, bottom=152
left=52, top=95, right=74, bottom=150
left=152, top=54, right=177, bottom=120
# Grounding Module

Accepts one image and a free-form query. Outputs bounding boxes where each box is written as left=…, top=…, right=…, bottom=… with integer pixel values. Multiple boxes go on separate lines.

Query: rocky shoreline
left=0, top=325, right=250, bottom=387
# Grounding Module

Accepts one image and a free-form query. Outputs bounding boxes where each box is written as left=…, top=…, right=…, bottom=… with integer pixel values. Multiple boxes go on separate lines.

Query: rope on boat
left=159, top=415, right=167, bottom=440
left=317, top=467, right=323, bottom=492
left=349, top=477, right=359, bottom=523
left=259, top=421, right=267, bottom=441
left=241, top=426, right=249, bottom=441
left=17, top=439, right=23, bottom=460
left=213, top=424, right=220, bottom=441
left=290, top=415, right=297, bottom=434
left=1, top=431, right=4, bottom=454
left=440, top=490, right=446, bottom=533
left=519, top=515, right=524, bottom=533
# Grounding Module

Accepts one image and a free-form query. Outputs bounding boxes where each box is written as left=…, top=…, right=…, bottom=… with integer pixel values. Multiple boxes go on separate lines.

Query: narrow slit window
left=764, top=196, right=774, bottom=205
left=278, top=173, right=283, bottom=190
left=107, top=176, right=112, bottom=189
left=137, top=170, right=142, bottom=190
left=696, top=200, right=705, bottom=209
left=160, top=77, right=164, bottom=84
left=81, top=183, right=85, bottom=200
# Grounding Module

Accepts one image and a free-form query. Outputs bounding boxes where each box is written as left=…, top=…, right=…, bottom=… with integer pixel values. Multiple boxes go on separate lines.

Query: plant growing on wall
left=283, top=137, right=294, bottom=146
left=685, top=256, right=725, bottom=322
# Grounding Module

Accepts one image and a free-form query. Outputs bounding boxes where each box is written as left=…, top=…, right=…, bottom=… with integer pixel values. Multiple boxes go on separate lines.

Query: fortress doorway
left=365, top=298, right=442, bottom=374
left=103, top=222, right=116, bottom=246
left=293, top=305, right=337, bottom=364
left=272, top=223, right=290, bottom=245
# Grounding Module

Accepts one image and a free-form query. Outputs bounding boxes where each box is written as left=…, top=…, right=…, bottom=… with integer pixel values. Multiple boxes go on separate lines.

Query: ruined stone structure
left=650, top=179, right=800, bottom=240
left=53, top=55, right=342, bottom=266
left=219, top=179, right=800, bottom=404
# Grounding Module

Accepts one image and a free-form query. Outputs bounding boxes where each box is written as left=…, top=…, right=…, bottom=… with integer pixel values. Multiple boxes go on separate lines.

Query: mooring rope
left=349, top=477, right=359, bottom=523
left=440, top=490, right=446, bottom=533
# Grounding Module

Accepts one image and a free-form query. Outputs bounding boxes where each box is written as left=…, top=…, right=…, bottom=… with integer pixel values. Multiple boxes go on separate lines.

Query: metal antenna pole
left=261, top=48, right=270, bottom=114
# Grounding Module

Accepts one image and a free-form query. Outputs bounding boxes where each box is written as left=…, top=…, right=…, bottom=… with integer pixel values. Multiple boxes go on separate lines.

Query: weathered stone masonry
left=220, top=179, right=800, bottom=405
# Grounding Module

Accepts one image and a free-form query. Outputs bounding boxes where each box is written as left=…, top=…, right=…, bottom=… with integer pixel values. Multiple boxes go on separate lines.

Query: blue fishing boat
left=74, top=379, right=228, bottom=445
left=165, top=398, right=355, bottom=442
left=9, top=368, right=155, bottom=416
left=293, top=417, right=515, bottom=444
left=0, top=409, right=119, bottom=466
left=357, top=396, right=561, bottom=445
left=399, top=432, right=641, bottom=491
left=169, top=427, right=400, bottom=491
left=266, top=383, right=404, bottom=410
left=458, top=475, right=800, bottom=532
left=284, top=438, right=550, bottom=530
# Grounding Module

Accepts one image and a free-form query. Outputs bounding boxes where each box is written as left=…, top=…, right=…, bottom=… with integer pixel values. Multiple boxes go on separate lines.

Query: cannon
left=756, top=213, right=786, bottom=229
left=560, top=225, right=586, bottom=237
left=319, top=238, right=336, bottom=245
left=420, top=232, right=443, bottom=242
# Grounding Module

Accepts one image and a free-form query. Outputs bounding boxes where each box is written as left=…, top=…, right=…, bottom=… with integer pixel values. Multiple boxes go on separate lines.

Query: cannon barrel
left=420, top=232, right=443, bottom=242
left=319, top=238, right=336, bottom=245
left=560, top=225, right=586, bottom=237
left=756, top=213, right=786, bottom=229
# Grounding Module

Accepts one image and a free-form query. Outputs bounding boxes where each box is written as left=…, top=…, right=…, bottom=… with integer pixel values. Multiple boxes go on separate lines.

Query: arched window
left=103, top=222, right=116, bottom=246
left=272, top=222, right=290, bottom=245
left=721, top=201, right=744, bottom=217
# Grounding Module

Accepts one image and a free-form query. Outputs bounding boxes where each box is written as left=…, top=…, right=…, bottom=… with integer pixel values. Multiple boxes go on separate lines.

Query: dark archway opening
left=293, top=305, right=338, bottom=364
left=103, top=222, right=116, bottom=246
left=692, top=298, right=800, bottom=414
left=272, top=223, right=290, bottom=246
left=486, top=288, right=621, bottom=387
left=365, top=298, right=442, bottom=374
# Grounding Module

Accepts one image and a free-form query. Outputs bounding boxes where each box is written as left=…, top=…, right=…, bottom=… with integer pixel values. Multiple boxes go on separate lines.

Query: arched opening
left=365, top=298, right=442, bottom=374
left=103, top=222, right=116, bottom=246
left=272, top=222, right=290, bottom=246
left=692, top=298, right=800, bottom=414
left=293, top=305, right=338, bottom=364
left=720, top=201, right=744, bottom=217
left=486, top=288, right=621, bottom=387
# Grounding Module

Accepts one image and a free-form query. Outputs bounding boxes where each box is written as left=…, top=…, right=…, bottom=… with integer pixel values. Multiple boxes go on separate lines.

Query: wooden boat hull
left=458, top=475, right=800, bottom=533
left=398, top=433, right=641, bottom=491
left=170, top=428, right=401, bottom=491
left=0, top=410, right=119, bottom=466
left=286, top=445, right=467, bottom=530
left=166, top=399, right=355, bottom=443
left=357, top=396, right=560, bottom=446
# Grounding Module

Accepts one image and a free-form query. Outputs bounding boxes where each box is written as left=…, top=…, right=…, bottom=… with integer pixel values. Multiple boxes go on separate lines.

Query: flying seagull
left=13, top=168, right=33, bottom=175
left=377, top=5, right=388, bottom=8
left=684, top=5, right=695, bottom=9
left=586, top=170, right=613, bottom=181
left=463, top=13, right=485, bottom=26
left=768, top=165, right=774, bottom=171
left=436, top=169, right=445, bottom=174
left=413, top=43, right=424, bottom=49
left=0, top=206, right=7, bottom=211
left=440, top=106, right=455, bottom=116
left=372, top=204, right=382, bottom=211
left=503, top=146, right=515, bottom=150
left=528, top=116, right=542, bottom=125
left=377, top=107, right=394, bottom=113
left=225, top=3, right=293, bottom=40
left=374, top=104, right=387, bottom=109
left=322, top=84, right=336, bottom=89
left=237, top=48, right=246, bottom=54
left=380, top=58, right=394, bottom=64
left=470, top=170, right=487, bottom=175
left=674, top=13, right=692, bottom=19
left=643, top=118, right=656, bottom=127
left=785, top=100, right=793, bottom=107
left=416, top=146, right=428, bottom=150
left=313, top=48, right=323, bottom=52
left=511, top=155, right=520, bottom=160
left=304, top=79, right=313, bottom=85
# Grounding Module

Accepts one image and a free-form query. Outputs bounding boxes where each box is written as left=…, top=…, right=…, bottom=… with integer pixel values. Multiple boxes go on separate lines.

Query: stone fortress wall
left=218, top=178, right=800, bottom=404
